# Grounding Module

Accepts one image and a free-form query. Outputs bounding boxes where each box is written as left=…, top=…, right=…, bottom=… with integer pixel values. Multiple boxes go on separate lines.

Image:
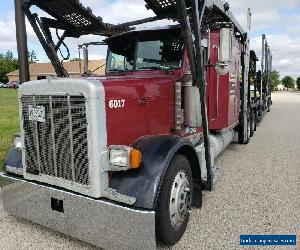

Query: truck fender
left=109, top=135, right=201, bottom=210
left=3, top=147, right=23, bottom=174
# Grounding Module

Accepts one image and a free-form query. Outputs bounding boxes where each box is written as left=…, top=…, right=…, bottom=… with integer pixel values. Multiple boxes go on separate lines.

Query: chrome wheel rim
left=169, top=170, right=191, bottom=230
left=247, top=118, right=251, bottom=138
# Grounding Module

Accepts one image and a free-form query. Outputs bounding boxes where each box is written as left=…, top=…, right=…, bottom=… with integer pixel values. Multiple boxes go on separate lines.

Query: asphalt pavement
left=0, top=91, right=299, bottom=250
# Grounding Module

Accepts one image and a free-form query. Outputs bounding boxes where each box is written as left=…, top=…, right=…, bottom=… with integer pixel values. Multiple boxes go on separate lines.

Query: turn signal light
left=130, top=149, right=142, bottom=169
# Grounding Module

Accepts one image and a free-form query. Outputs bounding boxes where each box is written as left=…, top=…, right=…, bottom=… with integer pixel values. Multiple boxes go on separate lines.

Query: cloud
left=0, top=10, right=44, bottom=56
left=0, top=13, right=17, bottom=52
left=81, top=0, right=153, bottom=24
left=251, top=34, right=300, bottom=78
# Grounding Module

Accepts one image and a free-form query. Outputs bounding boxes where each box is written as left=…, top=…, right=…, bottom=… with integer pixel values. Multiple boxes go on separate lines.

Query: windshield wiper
left=109, top=69, right=128, bottom=72
left=108, top=69, right=130, bottom=75
left=138, top=66, right=168, bottom=71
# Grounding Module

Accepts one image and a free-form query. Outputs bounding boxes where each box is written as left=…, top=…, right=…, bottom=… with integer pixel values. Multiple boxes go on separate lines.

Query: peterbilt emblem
left=28, top=105, right=46, bottom=122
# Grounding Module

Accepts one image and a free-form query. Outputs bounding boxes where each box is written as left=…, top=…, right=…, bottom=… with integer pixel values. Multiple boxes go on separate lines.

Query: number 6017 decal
left=108, top=99, right=125, bottom=109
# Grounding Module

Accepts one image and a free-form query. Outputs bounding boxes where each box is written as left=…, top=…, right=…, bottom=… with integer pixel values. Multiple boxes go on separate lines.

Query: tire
left=250, top=110, right=255, bottom=137
left=239, top=112, right=250, bottom=144
left=156, top=154, right=193, bottom=245
left=245, top=116, right=251, bottom=144
left=254, top=110, right=257, bottom=131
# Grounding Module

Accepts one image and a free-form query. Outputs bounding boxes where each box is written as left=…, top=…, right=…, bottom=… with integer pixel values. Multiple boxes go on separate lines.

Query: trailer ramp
left=25, top=0, right=129, bottom=36
left=144, top=0, right=245, bottom=35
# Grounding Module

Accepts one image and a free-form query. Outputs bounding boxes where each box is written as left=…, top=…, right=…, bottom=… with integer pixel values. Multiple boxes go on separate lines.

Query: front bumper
left=0, top=173, right=156, bottom=249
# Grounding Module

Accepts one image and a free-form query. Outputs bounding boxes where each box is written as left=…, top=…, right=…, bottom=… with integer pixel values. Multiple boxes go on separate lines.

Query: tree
left=70, top=58, right=82, bottom=61
left=271, top=70, right=280, bottom=91
left=282, top=76, right=295, bottom=91
left=0, top=51, right=18, bottom=83
left=296, top=77, right=300, bottom=91
left=28, top=50, right=38, bottom=64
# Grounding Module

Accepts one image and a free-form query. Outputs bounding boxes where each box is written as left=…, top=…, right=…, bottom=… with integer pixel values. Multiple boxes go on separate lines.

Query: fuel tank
left=100, top=74, right=176, bottom=146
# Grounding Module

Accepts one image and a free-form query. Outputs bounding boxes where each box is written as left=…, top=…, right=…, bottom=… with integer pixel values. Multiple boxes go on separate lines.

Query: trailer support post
left=261, top=34, right=265, bottom=106
left=239, top=8, right=251, bottom=144
left=22, top=1, right=68, bottom=77
left=175, top=0, right=197, bottom=81
left=190, top=0, right=213, bottom=191
left=14, top=0, right=30, bottom=83
left=176, top=0, right=213, bottom=191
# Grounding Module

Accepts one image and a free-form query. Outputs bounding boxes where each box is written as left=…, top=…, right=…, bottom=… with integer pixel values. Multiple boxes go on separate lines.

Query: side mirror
left=219, top=28, right=232, bottom=63
left=216, top=28, right=232, bottom=75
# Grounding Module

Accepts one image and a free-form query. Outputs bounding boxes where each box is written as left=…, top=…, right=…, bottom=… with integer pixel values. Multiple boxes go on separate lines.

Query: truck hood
left=93, top=74, right=176, bottom=146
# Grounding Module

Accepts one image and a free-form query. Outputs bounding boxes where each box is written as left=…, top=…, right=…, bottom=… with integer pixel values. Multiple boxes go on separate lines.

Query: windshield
left=107, top=30, right=184, bottom=73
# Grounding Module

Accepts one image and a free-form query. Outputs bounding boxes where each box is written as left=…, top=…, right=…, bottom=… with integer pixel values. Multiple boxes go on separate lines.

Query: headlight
left=13, top=134, right=22, bottom=150
left=109, top=145, right=142, bottom=170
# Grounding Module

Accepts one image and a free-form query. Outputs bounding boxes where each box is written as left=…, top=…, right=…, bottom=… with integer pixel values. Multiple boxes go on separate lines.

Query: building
left=276, top=84, right=285, bottom=91
left=6, top=60, right=106, bottom=82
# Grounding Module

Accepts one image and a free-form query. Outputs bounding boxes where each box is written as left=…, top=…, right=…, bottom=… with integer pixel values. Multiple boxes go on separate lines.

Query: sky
left=0, top=0, right=299, bottom=79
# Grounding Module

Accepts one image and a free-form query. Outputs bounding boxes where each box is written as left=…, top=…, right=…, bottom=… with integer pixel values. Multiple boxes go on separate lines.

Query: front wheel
left=156, top=154, right=193, bottom=245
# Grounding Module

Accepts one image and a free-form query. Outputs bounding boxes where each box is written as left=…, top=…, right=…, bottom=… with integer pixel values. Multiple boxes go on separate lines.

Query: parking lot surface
left=0, top=92, right=299, bottom=249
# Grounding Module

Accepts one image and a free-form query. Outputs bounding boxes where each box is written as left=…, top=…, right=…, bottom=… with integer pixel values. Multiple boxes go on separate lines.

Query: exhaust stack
left=183, top=72, right=202, bottom=128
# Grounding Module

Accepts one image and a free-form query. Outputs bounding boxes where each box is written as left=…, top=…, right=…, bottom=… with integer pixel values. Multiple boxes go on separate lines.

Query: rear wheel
left=239, top=111, right=251, bottom=144
left=254, top=110, right=257, bottom=131
left=250, top=110, right=255, bottom=137
left=156, top=154, right=193, bottom=245
left=267, top=99, right=271, bottom=112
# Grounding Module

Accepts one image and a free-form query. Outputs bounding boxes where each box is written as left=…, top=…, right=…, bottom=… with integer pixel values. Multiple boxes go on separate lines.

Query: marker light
left=130, top=149, right=142, bottom=169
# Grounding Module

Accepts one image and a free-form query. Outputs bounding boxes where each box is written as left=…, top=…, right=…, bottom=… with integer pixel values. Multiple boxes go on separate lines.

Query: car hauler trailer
left=1, top=0, right=272, bottom=249
left=257, top=34, right=273, bottom=119
left=249, top=35, right=272, bottom=135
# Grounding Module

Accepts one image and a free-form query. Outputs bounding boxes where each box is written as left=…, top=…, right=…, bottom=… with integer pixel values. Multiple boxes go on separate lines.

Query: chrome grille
left=21, top=95, right=89, bottom=185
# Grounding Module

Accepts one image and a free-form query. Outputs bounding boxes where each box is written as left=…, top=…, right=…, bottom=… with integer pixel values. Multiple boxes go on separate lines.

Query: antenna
left=247, top=8, right=252, bottom=32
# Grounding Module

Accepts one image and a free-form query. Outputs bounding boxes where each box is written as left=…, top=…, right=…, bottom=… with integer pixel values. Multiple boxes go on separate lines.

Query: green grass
left=0, top=89, right=19, bottom=171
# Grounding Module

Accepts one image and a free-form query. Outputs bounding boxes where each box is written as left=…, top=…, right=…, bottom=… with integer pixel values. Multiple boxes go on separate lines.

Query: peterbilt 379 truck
left=1, top=0, right=272, bottom=249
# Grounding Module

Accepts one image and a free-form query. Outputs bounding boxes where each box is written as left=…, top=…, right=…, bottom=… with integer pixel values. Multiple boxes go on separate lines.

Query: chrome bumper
left=0, top=173, right=156, bottom=249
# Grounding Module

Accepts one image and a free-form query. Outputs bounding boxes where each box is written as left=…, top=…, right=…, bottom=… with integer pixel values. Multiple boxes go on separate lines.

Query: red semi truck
left=1, top=0, right=272, bottom=249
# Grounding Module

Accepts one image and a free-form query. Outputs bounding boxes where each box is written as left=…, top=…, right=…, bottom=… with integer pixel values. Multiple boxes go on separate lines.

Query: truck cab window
left=108, top=53, right=134, bottom=71
left=107, top=38, right=135, bottom=72
left=107, top=30, right=184, bottom=73
left=136, top=35, right=184, bottom=70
